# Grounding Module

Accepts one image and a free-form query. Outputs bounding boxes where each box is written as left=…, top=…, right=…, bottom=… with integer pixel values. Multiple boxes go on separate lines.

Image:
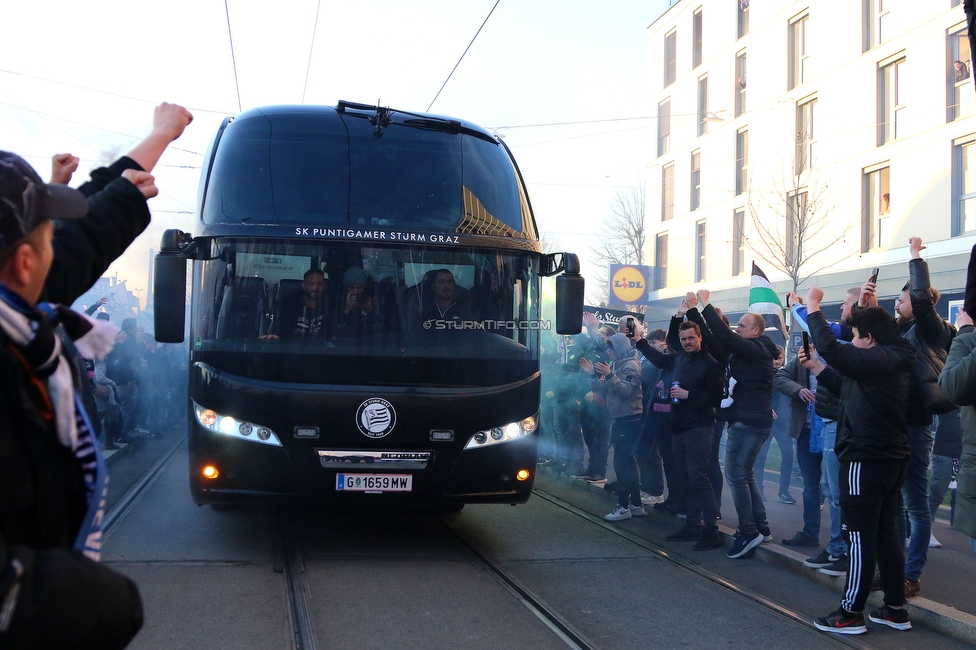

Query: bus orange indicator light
left=202, top=465, right=220, bottom=479
left=516, top=469, right=530, bottom=481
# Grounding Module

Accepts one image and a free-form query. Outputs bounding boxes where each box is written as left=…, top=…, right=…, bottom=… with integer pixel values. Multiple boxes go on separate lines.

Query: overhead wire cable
left=427, top=0, right=501, bottom=112
left=0, top=99, right=202, bottom=156
left=302, top=0, right=323, bottom=103
left=0, top=69, right=233, bottom=115
left=224, top=0, right=243, bottom=113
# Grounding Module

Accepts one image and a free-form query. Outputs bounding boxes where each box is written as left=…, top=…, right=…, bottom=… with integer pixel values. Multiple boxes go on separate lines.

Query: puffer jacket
left=895, top=258, right=956, bottom=423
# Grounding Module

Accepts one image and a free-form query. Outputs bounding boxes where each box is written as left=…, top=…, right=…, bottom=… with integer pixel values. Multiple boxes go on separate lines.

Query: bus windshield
left=190, top=238, right=541, bottom=388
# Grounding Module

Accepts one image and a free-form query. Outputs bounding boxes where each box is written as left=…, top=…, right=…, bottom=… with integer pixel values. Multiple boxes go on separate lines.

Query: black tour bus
left=153, top=102, right=584, bottom=509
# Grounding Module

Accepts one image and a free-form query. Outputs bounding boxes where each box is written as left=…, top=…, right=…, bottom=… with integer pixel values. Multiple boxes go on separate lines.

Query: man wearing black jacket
left=696, top=290, right=778, bottom=559
left=0, top=103, right=192, bottom=649
left=802, top=287, right=916, bottom=635
left=635, top=318, right=725, bottom=550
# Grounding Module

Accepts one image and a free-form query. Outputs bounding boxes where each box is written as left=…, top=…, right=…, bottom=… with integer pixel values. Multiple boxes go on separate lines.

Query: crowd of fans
left=541, top=236, right=976, bottom=636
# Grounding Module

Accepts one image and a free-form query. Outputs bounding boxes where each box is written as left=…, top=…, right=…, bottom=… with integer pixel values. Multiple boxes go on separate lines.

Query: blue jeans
left=725, top=421, right=770, bottom=536
left=821, top=421, right=847, bottom=557
left=895, top=423, right=934, bottom=582
left=928, top=454, right=957, bottom=523
left=796, top=427, right=823, bottom=541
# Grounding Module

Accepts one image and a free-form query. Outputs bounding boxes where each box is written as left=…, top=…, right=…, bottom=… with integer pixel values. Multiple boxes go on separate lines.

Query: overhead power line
left=427, top=0, right=501, bottom=112
left=0, top=69, right=233, bottom=115
left=225, top=0, right=243, bottom=113
left=302, top=0, right=323, bottom=103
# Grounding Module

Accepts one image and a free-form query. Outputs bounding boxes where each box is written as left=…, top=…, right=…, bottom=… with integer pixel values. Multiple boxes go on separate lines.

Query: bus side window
left=216, top=276, right=268, bottom=339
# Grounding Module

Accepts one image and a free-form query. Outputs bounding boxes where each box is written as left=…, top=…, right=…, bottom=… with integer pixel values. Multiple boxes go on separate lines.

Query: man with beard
left=265, top=269, right=328, bottom=339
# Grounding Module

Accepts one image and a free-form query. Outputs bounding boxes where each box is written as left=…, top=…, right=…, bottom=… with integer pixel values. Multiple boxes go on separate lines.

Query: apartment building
left=644, top=0, right=975, bottom=324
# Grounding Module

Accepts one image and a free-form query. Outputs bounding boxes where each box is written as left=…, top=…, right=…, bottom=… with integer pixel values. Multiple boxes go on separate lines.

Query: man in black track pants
left=800, top=287, right=917, bottom=636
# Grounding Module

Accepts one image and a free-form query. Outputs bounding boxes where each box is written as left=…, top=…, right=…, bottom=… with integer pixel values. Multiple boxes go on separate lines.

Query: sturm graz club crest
left=356, top=398, right=396, bottom=438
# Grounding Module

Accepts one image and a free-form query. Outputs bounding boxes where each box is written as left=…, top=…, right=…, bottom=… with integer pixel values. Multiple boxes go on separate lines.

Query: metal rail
left=277, top=510, right=317, bottom=650
left=102, top=436, right=183, bottom=535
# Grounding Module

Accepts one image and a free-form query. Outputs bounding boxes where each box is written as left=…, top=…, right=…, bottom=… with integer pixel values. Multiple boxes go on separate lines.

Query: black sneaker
left=693, top=532, right=723, bottom=551
left=818, top=555, right=850, bottom=577
left=804, top=549, right=841, bottom=569
left=868, top=604, right=912, bottom=631
left=778, top=492, right=797, bottom=505
left=666, top=527, right=702, bottom=541
left=782, top=531, right=819, bottom=547
left=814, top=608, right=866, bottom=635
left=727, top=531, right=763, bottom=559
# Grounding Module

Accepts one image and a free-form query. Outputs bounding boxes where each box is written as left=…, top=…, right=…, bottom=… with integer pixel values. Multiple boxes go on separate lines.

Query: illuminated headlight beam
left=464, top=413, right=538, bottom=450
left=193, top=402, right=283, bottom=447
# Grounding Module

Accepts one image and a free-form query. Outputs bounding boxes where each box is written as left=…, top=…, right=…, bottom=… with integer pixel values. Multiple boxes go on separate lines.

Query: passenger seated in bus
left=261, top=268, right=328, bottom=339
left=419, top=268, right=472, bottom=325
left=332, top=266, right=374, bottom=340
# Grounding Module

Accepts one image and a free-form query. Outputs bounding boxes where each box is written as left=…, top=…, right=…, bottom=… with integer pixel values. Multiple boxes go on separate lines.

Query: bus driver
left=262, top=268, right=328, bottom=339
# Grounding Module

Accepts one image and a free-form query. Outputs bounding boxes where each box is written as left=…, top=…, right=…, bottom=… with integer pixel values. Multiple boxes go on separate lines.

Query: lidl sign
left=608, top=264, right=651, bottom=304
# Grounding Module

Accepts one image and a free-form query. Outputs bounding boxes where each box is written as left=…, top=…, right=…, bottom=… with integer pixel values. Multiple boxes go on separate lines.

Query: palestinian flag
left=748, top=262, right=784, bottom=332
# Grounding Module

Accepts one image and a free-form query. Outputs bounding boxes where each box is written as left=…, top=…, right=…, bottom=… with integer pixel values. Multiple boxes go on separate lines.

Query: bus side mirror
left=153, top=230, right=190, bottom=343
left=553, top=253, right=584, bottom=335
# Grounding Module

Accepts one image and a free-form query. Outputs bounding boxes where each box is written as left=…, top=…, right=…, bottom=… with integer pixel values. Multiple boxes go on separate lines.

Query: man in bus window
left=333, top=266, right=373, bottom=340
left=264, top=269, right=328, bottom=339
left=421, top=269, right=471, bottom=324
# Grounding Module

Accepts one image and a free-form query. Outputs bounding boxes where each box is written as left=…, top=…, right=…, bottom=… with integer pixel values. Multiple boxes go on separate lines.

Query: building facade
left=644, top=0, right=975, bottom=326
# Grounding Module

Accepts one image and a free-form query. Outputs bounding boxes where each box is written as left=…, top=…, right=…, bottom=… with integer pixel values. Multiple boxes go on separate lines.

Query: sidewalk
left=542, top=463, right=976, bottom=644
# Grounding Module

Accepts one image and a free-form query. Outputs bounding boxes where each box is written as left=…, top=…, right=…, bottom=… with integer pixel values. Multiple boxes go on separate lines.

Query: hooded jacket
left=809, top=311, right=915, bottom=462
left=592, top=333, right=642, bottom=420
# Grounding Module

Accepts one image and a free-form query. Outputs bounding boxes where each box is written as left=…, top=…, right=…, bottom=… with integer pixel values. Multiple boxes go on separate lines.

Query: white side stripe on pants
left=848, top=461, right=861, bottom=497
left=843, top=530, right=862, bottom=611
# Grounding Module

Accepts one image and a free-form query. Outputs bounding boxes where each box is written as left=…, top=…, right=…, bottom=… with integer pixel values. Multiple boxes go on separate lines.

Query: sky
left=1, top=0, right=671, bottom=307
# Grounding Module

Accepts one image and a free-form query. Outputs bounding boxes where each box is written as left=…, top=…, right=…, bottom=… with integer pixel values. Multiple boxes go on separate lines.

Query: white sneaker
left=604, top=505, right=632, bottom=521
left=641, top=493, right=664, bottom=505
left=929, top=534, right=942, bottom=548
left=630, top=504, right=647, bottom=517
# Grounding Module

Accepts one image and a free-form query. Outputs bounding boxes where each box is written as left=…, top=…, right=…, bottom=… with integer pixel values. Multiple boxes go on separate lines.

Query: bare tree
left=590, top=182, right=647, bottom=268
left=745, top=157, right=856, bottom=293
left=589, top=180, right=648, bottom=311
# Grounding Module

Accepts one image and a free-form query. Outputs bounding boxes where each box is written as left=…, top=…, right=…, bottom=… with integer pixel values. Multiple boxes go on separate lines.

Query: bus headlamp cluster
left=193, top=402, right=282, bottom=447
left=465, top=415, right=537, bottom=450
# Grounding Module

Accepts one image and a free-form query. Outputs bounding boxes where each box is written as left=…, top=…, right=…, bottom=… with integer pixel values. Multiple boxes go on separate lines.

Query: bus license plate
left=336, top=473, right=413, bottom=492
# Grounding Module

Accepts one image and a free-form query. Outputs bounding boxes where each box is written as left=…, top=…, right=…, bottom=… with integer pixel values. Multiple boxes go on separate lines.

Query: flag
left=748, top=262, right=785, bottom=332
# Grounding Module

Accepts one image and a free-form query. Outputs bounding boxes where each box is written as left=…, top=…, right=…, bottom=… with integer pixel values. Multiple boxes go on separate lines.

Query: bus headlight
left=464, top=413, right=538, bottom=450
left=193, top=402, right=282, bottom=447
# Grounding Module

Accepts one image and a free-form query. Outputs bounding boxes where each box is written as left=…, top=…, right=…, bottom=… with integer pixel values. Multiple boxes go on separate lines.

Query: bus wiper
left=337, top=100, right=497, bottom=144
left=400, top=118, right=498, bottom=144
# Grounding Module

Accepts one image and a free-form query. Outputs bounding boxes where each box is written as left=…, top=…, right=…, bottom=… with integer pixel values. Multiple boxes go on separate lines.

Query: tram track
left=102, top=436, right=184, bottom=536
left=528, top=488, right=870, bottom=650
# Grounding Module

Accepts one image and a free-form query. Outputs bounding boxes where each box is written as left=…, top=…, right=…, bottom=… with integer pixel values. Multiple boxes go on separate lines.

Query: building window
left=862, top=165, right=891, bottom=251
left=662, top=163, right=675, bottom=221
left=735, top=128, right=749, bottom=196
left=954, top=138, right=976, bottom=236
left=732, top=209, right=746, bottom=276
left=863, top=0, right=890, bottom=51
left=654, top=233, right=669, bottom=289
left=665, top=29, right=677, bottom=87
left=695, top=220, right=707, bottom=282
left=949, top=26, right=972, bottom=122
left=658, top=99, right=671, bottom=157
left=735, top=50, right=747, bottom=117
left=698, top=75, right=709, bottom=136
left=787, top=191, right=807, bottom=267
left=788, top=13, right=809, bottom=90
left=878, top=56, right=905, bottom=145
left=737, top=0, right=749, bottom=39
left=691, top=150, right=701, bottom=211
left=693, top=9, right=703, bottom=68
left=796, top=97, right=816, bottom=174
